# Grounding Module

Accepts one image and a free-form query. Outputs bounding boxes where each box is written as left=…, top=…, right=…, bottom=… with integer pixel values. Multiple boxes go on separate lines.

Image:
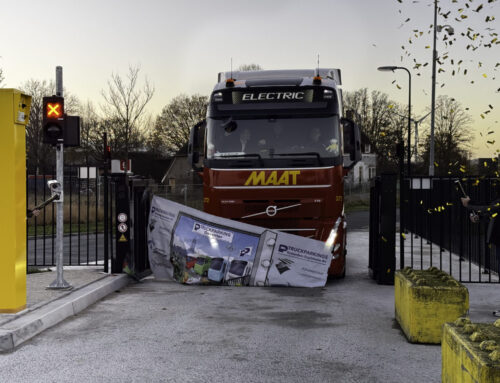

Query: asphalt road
left=1, top=230, right=444, bottom=383
left=27, top=233, right=105, bottom=266
left=345, top=209, right=369, bottom=231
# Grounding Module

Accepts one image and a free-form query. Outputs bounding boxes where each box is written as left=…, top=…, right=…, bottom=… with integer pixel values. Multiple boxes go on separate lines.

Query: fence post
left=113, top=174, right=130, bottom=273
left=369, top=174, right=397, bottom=285
left=103, top=133, right=109, bottom=273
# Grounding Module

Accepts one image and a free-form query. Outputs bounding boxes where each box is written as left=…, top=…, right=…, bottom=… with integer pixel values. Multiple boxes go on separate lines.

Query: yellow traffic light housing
left=0, top=89, right=31, bottom=313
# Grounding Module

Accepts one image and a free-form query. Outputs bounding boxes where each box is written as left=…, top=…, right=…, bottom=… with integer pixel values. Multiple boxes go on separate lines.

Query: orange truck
left=189, top=69, right=361, bottom=277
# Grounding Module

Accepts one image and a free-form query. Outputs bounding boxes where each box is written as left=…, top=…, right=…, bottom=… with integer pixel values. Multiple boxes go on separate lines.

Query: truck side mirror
left=188, top=120, right=206, bottom=171
left=341, top=117, right=362, bottom=169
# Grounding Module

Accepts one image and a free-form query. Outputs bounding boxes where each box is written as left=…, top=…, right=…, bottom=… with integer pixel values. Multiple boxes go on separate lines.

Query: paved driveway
left=0, top=230, right=448, bottom=383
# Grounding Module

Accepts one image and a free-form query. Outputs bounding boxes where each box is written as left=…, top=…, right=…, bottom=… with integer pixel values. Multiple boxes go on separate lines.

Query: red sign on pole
left=120, top=159, right=131, bottom=172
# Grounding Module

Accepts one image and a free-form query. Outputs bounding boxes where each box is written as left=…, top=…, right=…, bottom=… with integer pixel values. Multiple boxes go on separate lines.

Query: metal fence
left=400, top=176, right=499, bottom=283
left=151, top=184, right=203, bottom=211
left=26, top=165, right=109, bottom=267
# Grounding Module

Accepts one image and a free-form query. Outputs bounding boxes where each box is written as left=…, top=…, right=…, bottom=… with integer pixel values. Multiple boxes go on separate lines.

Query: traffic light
left=42, top=96, right=64, bottom=145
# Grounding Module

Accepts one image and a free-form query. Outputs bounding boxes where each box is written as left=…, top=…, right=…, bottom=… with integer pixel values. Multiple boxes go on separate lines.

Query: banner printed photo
left=148, top=196, right=332, bottom=287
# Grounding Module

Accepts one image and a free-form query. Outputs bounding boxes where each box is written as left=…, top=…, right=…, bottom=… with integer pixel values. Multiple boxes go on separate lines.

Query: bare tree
left=101, top=65, right=154, bottom=159
left=420, top=95, right=473, bottom=175
left=77, top=101, right=102, bottom=162
left=0, top=68, right=4, bottom=86
left=148, top=94, right=208, bottom=155
left=238, top=63, right=263, bottom=71
left=344, top=88, right=407, bottom=172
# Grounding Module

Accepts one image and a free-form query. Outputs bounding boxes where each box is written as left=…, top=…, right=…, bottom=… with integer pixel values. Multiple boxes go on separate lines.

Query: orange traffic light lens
left=47, top=103, right=62, bottom=118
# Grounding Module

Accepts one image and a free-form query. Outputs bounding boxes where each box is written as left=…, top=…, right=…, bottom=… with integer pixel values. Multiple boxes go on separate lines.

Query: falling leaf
left=483, top=73, right=488, bottom=78
left=434, top=162, right=439, bottom=167
left=475, top=4, right=483, bottom=12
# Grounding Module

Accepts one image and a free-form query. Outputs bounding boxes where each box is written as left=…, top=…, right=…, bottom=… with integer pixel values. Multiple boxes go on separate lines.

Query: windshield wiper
left=274, top=152, right=323, bottom=164
left=217, top=153, right=263, bottom=165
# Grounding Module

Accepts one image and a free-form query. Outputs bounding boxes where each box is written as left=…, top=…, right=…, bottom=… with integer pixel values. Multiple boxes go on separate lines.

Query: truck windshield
left=206, top=116, right=340, bottom=160
left=229, top=260, right=248, bottom=276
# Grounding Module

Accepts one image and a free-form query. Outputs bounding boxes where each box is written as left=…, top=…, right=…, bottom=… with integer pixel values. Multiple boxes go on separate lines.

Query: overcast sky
left=1, top=0, right=498, bottom=158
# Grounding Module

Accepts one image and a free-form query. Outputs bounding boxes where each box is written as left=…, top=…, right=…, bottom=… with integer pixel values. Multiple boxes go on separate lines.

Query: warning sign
left=119, top=234, right=128, bottom=242
left=118, top=223, right=128, bottom=233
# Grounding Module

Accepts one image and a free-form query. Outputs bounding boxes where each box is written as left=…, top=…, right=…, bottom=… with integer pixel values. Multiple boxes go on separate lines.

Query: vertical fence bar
left=95, top=172, right=98, bottom=265
left=34, top=174, right=38, bottom=266
left=78, top=172, right=81, bottom=265
left=51, top=168, right=55, bottom=265
left=109, top=180, right=114, bottom=271
left=86, top=164, right=90, bottom=265
left=26, top=171, right=29, bottom=270
left=69, top=167, right=73, bottom=265
left=439, top=177, right=443, bottom=271
left=459, top=183, right=464, bottom=282
left=103, top=134, right=109, bottom=273
left=467, top=178, right=472, bottom=281
left=448, top=178, right=452, bottom=276
left=409, top=176, right=414, bottom=267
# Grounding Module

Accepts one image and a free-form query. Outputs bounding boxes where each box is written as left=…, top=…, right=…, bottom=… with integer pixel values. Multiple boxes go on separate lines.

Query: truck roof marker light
left=313, top=75, right=322, bottom=85
left=323, top=89, right=333, bottom=99
left=226, top=78, right=235, bottom=87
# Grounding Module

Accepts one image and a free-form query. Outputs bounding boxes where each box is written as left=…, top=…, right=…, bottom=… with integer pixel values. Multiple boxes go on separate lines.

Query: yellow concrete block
left=0, top=89, right=31, bottom=313
left=395, top=267, right=469, bottom=344
left=442, top=319, right=500, bottom=383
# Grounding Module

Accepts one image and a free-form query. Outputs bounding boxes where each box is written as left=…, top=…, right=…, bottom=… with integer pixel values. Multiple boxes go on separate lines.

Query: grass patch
left=344, top=193, right=370, bottom=213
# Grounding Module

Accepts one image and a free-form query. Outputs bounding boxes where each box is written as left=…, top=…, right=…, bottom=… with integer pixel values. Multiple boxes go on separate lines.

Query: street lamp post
left=429, top=0, right=454, bottom=176
left=377, top=66, right=411, bottom=176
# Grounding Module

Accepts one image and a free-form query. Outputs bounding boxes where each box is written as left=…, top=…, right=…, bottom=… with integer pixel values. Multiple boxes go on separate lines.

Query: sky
left=0, top=0, right=498, bottom=158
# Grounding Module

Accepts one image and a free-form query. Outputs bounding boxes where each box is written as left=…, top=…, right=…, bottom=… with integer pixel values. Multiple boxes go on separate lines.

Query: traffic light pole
left=48, top=66, right=71, bottom=290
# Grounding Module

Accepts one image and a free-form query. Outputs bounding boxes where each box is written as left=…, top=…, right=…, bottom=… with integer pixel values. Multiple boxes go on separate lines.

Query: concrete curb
left=0, top=274, right=130, bottom=352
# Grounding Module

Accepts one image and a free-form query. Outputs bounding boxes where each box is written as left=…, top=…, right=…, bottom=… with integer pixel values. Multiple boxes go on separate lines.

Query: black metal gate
left=26, top=164, right=112, bottom=268
left=400, top=176, right=499, bottom=283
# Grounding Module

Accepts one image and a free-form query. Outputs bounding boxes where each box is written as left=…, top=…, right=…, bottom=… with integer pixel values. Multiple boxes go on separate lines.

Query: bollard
left=0, top=89, right=32, bottom=313
left=395, top=267, right=469, bottom=343
left=442, top=318, right=500, bottom=382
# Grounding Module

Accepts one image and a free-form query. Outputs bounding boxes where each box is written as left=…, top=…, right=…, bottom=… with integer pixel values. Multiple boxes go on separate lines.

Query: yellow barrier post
left=395, top=267, right=469, bottom=344
left=0, top=89, right=32, bottom=313
left=442, top=318, right=500, bottom=382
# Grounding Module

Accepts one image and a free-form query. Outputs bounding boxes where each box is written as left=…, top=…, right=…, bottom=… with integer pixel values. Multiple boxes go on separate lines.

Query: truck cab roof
left=215, top=69, right=341, bottom=91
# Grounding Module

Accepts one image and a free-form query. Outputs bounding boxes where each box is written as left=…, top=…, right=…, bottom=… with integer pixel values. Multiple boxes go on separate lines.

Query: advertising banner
left=148, top=196, right=332, bottom=287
